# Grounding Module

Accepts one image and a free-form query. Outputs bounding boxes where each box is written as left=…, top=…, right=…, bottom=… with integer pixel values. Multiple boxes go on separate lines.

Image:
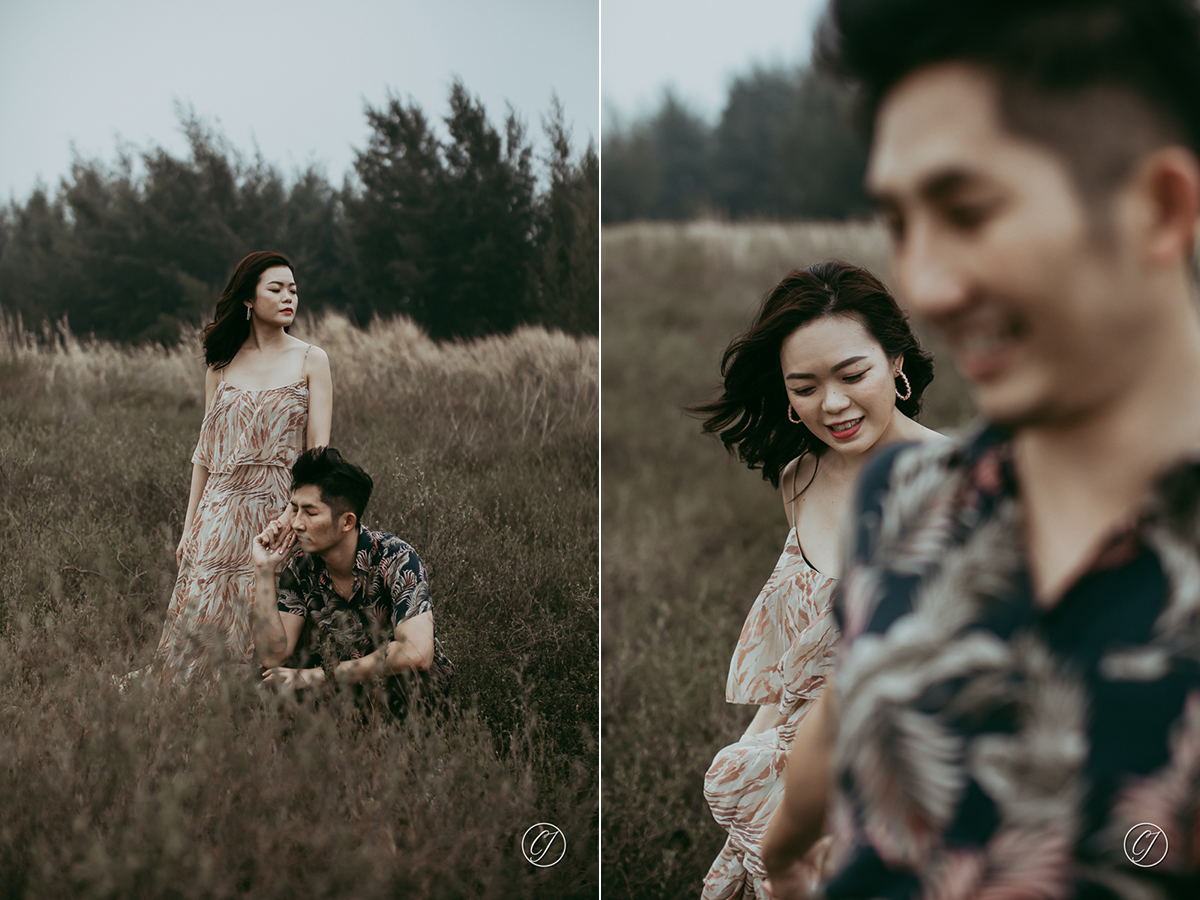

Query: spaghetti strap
left=790, top=459, right=800, bottom=532
left=301, top=345, right=311, bottom=379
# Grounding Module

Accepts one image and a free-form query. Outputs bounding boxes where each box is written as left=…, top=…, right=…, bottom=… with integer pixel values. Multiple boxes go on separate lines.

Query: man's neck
left=318, top=528, right=360, bottom=579
left=1013, top=294, right=1200, bottom=602
left=1017, top=311, right=1200, bottom=489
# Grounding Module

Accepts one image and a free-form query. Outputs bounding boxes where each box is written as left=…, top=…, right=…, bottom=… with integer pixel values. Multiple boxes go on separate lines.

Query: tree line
left=602, top=65, right=870, bottom=223
left=0, top=83, right=597, bottom=344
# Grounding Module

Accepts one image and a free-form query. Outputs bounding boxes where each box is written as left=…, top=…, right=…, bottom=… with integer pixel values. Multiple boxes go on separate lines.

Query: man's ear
left=1131, top=145, right=1200, bottom=267
left=340, top=511, right=358, bottom=534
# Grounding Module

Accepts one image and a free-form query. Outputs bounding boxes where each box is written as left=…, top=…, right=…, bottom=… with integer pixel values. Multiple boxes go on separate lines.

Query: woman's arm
left=176, top=367, right=221, bottom=567
left=177, top=464, right=209, bottom=566
left=305, top=345, right=332, bottom=449
left=744, top=704, right=787, bottom=739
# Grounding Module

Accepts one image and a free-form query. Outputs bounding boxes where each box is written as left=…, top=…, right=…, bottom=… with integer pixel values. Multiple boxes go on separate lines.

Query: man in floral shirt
left=250, top=447, right=452, bottom=711
left=763, top=1, right=1200, bottom=897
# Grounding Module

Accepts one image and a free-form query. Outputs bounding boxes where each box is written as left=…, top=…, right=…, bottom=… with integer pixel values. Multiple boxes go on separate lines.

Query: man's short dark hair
left=817, top=0, right=1200, bottom=200
left=291, top=447, right=373, bottom=523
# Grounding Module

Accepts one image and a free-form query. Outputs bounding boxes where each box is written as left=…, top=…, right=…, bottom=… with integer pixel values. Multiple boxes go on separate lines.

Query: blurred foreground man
left=250, top=447, right=452, bottom=715
left=763, top=1, right=1200, bottom=897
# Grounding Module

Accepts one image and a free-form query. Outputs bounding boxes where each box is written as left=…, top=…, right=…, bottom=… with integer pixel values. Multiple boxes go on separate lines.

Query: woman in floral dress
left=155, top=250, right=333, bottom=681
left=693, top=261, right=945, bottom=899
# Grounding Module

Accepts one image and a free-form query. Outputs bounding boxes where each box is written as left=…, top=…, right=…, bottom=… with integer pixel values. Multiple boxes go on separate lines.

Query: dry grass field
left=0, top=311, right=598, bottom=898
left=600, top=220, right=975, bottom=898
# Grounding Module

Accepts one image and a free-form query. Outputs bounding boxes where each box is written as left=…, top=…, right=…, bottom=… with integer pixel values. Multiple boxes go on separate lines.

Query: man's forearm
left=762, top=691, right=832, bottom=881
left=251, top=565, right=288, bottom=667
left=335, top=637, right=432, bottom=684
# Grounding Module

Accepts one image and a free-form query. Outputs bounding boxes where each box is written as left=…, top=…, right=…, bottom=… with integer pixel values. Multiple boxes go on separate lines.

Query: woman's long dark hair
left=692, top=260, right=934, bottom=488
left=202, top=251, right=295, bottom=369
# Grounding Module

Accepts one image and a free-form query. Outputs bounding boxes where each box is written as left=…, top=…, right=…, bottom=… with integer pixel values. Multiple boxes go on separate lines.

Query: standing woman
left=156, top=250, right=332, bottom=681
left=693, top=261, right=944, bottom=900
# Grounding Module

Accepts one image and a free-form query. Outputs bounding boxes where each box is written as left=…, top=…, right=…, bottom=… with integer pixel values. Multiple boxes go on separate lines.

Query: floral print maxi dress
left=703, top=524, right=839, bottom=900
left=156, top=374, right=308, bottom=681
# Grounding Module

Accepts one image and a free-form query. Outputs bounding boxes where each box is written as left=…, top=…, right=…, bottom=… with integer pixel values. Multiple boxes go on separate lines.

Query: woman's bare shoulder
left=897, top=413, right=953, bottom=446
left=287, top=335, right=326, bottom=357
left=780, top=454, right=815, bottom=527
left=914, top=422, right=953, bottom=445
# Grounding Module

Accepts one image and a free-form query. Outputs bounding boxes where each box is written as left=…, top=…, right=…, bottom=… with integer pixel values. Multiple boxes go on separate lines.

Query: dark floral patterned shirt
left=825, top=426, right=1200, bottom=900
left=276, top=527, right=453, bottom=680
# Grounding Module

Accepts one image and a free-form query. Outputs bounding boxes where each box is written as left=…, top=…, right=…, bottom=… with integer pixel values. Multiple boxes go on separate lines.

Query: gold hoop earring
left=895, top=371, right=912, bottom=401
left=787, top=404, right=802, bottom=424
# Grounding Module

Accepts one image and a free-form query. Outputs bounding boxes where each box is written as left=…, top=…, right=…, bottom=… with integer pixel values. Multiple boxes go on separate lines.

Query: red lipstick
left=828, top=417, right=863, bottom=440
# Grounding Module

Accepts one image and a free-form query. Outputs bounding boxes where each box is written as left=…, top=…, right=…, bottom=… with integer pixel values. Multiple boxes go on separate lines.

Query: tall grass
left=0, top=310, right=598, bottom=898
left=600, top=221, right=974, bottom=898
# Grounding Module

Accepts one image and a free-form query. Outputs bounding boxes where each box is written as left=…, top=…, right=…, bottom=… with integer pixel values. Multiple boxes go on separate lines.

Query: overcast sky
left=0, top=0, right=598, bottom=202
left=601, top=0, right=827, bottom=123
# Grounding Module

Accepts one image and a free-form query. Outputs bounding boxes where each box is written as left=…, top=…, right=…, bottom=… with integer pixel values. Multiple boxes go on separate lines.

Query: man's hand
left=265, top=509, right=295, bottom=554
left=262, top=667, right=326, bottom=690
left=762, top=865, right=816, bottom=900
left=331, top=655, right=390, bottom=685
left=252, top=519, right=296, bottom=572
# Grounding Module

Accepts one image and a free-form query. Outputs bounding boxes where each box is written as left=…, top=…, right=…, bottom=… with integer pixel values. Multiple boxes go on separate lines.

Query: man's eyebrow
left=785, top=356, right=867, bottom=380
left=869, top=168, right=982, bottom=207
left=921, top=169, right=979, bottom=202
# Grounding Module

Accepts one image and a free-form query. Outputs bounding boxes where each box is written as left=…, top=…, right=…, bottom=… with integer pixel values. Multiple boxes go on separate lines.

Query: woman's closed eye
left=843, top=371, right=866, bottom=383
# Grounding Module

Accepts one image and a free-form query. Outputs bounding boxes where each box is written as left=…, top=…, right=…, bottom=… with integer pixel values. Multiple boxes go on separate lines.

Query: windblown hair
left=692, top=260, right=934, bottom=488
left=291, top=447, right=374, bottom=524
left=202, top=251, right=294, bottom=369
left=816, top=0, right=1200, bottom=200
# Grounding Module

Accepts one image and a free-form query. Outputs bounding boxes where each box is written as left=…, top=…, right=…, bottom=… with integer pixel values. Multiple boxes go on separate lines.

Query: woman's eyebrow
left=785, top=356, right=867, bottom=381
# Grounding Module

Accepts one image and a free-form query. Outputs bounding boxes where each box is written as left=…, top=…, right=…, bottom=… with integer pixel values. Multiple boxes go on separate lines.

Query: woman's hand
left=176, top=532, right=188, bottom=568
left=265, top=510, right=296, bottom=555
left=252, top=523, right=295, bottom=573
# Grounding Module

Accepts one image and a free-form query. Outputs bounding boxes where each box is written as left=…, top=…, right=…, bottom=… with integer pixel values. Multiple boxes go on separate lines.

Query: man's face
left=288, top=484, right=346, bottom=554
left=867, top=63, right=1154, bottom=426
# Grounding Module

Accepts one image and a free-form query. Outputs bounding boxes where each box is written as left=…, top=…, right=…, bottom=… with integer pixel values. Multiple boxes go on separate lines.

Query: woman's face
left=247, top=266, right=297, bottom=326
left=781, top=313, right=901, bottom=455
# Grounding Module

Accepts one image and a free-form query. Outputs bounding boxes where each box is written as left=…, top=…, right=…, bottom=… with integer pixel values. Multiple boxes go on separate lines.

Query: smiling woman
left=148, top=250, right=334, bottom=682
left=689, top=260, right=946, bottom=899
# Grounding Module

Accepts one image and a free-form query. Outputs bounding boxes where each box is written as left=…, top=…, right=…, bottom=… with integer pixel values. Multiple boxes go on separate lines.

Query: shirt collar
left=951, top=422, right=1018, bottom=501
left=351, top=525, right=374, bottom=573
left=957, top=421, right=1200, bottom=535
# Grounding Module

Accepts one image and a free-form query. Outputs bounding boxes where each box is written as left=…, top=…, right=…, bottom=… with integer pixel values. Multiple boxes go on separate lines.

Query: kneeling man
left=250, top=447, right=453, bottom=708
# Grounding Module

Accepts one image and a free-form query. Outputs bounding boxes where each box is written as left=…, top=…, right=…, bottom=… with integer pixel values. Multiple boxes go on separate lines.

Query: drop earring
left=895, top=371, right=912, bottom=401
left=246, top=306, right=252, bottom=321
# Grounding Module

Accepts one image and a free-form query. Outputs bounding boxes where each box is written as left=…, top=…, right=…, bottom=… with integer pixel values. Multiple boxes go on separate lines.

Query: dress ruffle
left=191, top=380, right=308, bottom=473
left=703, top=527, right=839, bottom=900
